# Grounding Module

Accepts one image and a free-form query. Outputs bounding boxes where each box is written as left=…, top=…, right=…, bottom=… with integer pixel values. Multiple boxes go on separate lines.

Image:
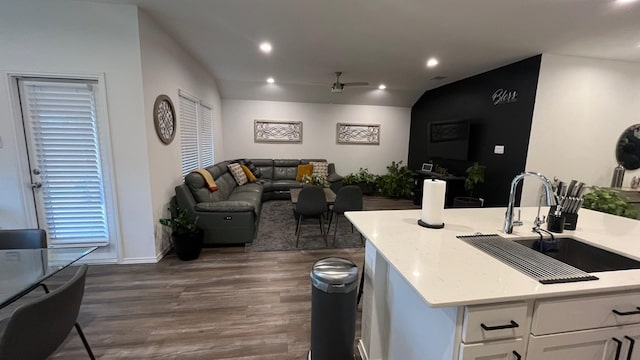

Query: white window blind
left=199, top=102, right=214, bottom=168
left=179, top=90, right=215, bottom=175
left=180, top=94, right=199, bottom=176
left=20, top=80, right=109, bottom=245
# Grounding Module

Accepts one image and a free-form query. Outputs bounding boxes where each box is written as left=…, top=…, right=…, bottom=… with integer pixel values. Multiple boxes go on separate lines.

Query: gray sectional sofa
left=174, top=159, right=343, bottom=245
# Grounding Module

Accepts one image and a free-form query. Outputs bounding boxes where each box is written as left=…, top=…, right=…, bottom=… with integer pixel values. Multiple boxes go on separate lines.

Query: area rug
left=246, top=200, right=364, bottom=252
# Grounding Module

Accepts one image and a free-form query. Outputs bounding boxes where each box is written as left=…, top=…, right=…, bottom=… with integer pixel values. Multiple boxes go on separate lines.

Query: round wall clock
left=153, top=94, right=176, bottom=145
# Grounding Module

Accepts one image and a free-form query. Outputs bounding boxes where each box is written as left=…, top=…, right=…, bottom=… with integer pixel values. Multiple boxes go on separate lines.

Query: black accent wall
left=409, top=55, right=542, bottom=206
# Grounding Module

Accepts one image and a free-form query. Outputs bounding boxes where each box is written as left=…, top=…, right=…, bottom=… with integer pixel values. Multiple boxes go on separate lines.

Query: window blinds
left=179, top=91, right=215, bottom=175
left=20, top=80, right=109, bottom=246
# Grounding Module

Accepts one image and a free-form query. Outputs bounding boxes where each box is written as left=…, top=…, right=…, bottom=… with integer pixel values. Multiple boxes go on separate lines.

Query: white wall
left=523, top=54, right=640, bottom=205
left=222, top=99, right=411, bottom=175
left=138, top=11, right=223, bottom=256
left=0, top=0, right=155, bottom=262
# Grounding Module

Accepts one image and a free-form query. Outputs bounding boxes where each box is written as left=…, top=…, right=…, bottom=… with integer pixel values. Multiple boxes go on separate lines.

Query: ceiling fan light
left=266, top=77, right=275, bottom=84
left=259, top=42, right=272, bottom=54
left=426, top=58, right=439, bottom=68
left=378, top=84, right=386, bottom=90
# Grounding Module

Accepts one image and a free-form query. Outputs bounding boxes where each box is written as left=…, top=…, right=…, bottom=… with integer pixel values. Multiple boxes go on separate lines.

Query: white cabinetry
left=460, top=339, right=525, bottom=360
left=527, top=291, right=640, bottom=360
left=528, top=324, right=640, bottom=360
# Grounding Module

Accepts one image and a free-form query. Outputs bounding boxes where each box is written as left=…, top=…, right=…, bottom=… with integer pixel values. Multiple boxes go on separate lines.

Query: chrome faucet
left=504, top=172, right=556, bottom=234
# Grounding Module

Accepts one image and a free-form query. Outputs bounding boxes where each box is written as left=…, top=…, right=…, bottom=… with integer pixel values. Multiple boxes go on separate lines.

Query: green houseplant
left=159, top=201, right=203, bottom=261
left=377, top=161, right=413, bottom=199
left=582, top=186, right=638, bottom=219
left=343, top=167, right=378, bottom=195
left=453, top=162, right=486, bottom=208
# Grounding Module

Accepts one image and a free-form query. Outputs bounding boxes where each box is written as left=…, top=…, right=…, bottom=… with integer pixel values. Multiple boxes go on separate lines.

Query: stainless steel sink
left=513, top=237, right=640, bottom=273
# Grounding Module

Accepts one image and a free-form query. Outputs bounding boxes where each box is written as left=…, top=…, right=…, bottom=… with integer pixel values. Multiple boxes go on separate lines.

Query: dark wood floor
left=4, top=196, right=418, bottom=359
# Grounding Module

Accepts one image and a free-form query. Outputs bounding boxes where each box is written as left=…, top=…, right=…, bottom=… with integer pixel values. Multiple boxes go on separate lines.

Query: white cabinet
left=459, top=339, right=525, bottom=360
left=463, top=302, right=530, bottom=343
left=528, top=323, right=640, bottom=360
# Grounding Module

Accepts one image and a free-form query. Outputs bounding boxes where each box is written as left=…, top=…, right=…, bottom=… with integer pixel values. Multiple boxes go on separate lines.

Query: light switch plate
left=494, top=145, right=505, bottom=154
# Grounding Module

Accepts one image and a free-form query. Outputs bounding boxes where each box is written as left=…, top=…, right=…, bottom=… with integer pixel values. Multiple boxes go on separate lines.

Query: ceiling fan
left=331, top=72, right=369, bottom=93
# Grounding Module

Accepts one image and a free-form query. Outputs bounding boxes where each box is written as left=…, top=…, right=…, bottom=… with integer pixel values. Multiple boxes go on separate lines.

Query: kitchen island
left=345, top=207, right=640, bottom=360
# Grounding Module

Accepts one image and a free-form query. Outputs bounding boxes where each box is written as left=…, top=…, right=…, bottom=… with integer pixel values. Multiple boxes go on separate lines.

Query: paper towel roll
left=420, top=179, right=446, bottom=227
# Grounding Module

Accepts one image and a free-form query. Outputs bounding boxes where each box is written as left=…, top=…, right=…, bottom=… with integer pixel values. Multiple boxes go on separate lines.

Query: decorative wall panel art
left=254, top=120, right=302, bottom=143
left=336, top=123, right=380, bottom=145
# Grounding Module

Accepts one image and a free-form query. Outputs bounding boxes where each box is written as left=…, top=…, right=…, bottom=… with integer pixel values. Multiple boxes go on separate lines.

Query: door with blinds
left=17, top=78, right=111, bottom=247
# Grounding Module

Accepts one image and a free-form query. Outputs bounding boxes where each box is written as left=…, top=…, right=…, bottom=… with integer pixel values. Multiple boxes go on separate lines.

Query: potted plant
left=582, top=186, right=638, bottom=219
left=343, top=167, right=378, bottom=195
left=301, top=174, right=329, bottom=187
left=159, top=202, right=203, bottom=261
left=377, top=161, right=414, bottom=199
left=453, top=162, right=486, bottom=208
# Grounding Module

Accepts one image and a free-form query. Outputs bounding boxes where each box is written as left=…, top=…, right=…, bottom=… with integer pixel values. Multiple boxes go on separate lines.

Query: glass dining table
left=0, top=246, right=96, bottom=309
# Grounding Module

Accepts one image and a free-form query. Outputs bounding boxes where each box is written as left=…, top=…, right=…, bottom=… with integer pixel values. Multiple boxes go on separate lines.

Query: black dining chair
left=0, top=264, right=95, bottom=360
left=327, top=185, right=364, bottom=245
left=0, top=229, right=47, bottom=249
left=0, top=229, right=50, bottom=294
left=295, top=186, right=328, bottom=247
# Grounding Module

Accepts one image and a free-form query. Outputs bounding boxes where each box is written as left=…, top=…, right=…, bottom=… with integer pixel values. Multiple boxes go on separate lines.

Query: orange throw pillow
left=296, top=164, right=314, bottom=182
left=240, top=164, right=257, bottom=182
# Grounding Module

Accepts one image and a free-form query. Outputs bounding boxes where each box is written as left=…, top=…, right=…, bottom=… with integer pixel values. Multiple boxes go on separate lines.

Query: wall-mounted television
left=427, top=119, right=470, bottom=161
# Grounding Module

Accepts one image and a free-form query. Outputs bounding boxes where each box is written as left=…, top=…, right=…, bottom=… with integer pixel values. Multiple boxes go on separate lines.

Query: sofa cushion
left=274, top=166, right=298, bottom=180
left=240, top=164, right=257, bottom=182
left=228, top=163, right=248, bottom=185
left=215, top=173, right=237, bottom=200
left=310, top=161, right=329, bottom=177
left=241, top=159, right=262, bottom=178
left=195, top=201, right=254, bottom=212
left=296, top=164, right=313, bottom=182
left=185, top=171, right=227, bottom=203
left=251, top=159, right=274, bottom=179
left=269, top=179, right=303, bottom=191
left=233, top=182, right=263, bottom=194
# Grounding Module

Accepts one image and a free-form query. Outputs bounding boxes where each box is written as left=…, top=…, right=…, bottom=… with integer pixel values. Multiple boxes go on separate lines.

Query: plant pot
left=357, top=182, right=375, bottom=195
left=171, top=231, right=203, bottom=261
left=452, top=196, right=484, bottom=208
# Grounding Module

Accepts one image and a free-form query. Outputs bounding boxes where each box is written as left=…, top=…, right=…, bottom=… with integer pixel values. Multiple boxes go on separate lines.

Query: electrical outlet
left=494, top=145, right=505, bottom=154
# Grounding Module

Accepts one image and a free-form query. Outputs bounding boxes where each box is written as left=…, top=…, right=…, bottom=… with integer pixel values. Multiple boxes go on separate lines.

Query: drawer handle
left=512, top=350, right=522, bottom=360
left=625, top=336, right=635, bottom=360
left=613, top=337, right=623, bottom=360
left=612, top=307, right=640, bottom=316
left=480, top=320, right=519, bottom=331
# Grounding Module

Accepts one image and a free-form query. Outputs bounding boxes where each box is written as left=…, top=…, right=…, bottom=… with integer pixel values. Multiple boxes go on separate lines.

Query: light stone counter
left=345, top=207, right=640, bottom=360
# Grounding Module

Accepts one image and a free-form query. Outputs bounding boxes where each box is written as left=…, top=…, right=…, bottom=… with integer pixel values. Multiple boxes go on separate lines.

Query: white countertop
left=345, top=207, right=640, bottom=308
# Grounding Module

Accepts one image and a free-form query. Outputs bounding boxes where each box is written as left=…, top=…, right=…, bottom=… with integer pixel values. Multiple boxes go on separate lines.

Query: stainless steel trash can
left=309, top=257, right=359, bottom=360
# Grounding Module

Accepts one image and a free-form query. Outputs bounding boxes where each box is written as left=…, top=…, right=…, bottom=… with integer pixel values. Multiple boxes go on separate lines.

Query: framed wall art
left=254, top=120, right=302, bottom=143
left=336, top=123, right=380, bottom=145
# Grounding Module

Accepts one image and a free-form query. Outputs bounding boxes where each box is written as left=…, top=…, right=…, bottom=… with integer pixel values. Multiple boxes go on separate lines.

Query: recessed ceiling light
left=378, top=84, right=386, bottom=90
left=259, top=42, right=272, bottom=54
left=266, top=77, right=275, bottom=84
left=426, top=58, right=439, bottom=68
left=616, top=0, right=637, bottom=4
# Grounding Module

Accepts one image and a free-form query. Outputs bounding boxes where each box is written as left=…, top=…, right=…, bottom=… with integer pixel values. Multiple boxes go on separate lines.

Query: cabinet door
left=459, top=339, right=525, bottom=360
left=528, top=323, right=640, bottom=360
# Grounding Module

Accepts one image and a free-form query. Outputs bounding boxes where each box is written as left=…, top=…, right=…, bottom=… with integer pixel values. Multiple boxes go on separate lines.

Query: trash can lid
left=310, top=257, right=358, bottom=286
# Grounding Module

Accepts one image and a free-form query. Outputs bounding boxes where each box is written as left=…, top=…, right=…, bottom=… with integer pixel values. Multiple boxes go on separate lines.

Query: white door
left=17, top=78, right=111, bottom=247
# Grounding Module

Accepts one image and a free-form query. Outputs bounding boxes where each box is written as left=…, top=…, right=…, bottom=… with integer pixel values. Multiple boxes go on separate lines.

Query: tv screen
left=427, top=119, right=470, bottom=161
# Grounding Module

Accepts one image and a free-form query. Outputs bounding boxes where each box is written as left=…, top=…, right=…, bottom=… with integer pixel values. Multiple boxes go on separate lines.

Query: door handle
left=31, top=182, right=42, bottom=189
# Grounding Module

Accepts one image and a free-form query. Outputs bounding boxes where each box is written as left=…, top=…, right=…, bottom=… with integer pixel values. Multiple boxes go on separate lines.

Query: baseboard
left=155, top=245, right=171, bottom=261
left=121, top=256, right=160, bottom=264
left=357, top=338, right=368, bottom=360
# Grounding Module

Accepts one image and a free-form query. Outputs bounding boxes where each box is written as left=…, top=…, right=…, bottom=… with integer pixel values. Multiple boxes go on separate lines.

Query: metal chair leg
left=327, top=210, right=334, bottom=232
left=333, top=214, right=340, bottom=246
left=357, top=263, right=365, bottom=306
left=296, top=215, right=303, bottom=247
left=40, top=283, right=50, bottom=294
left=320, top=216, right=328, bottom=247
left=318, top=218, right=324, bottom=234
left=74, top=322, right=96, bottom=360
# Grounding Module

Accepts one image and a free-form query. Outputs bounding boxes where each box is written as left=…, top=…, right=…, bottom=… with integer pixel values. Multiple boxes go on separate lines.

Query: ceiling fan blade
left=342, top=82, right=369, bottom=87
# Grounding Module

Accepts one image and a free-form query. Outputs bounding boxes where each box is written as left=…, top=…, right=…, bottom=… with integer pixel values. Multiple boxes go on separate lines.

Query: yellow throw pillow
left=296, top=164, right=314, bottom=182
left=240, top=164, right=257, bottom=182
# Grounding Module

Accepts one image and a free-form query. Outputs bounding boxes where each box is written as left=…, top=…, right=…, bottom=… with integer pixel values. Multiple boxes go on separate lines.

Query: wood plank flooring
left=4, top=196, right=418, bottom=359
